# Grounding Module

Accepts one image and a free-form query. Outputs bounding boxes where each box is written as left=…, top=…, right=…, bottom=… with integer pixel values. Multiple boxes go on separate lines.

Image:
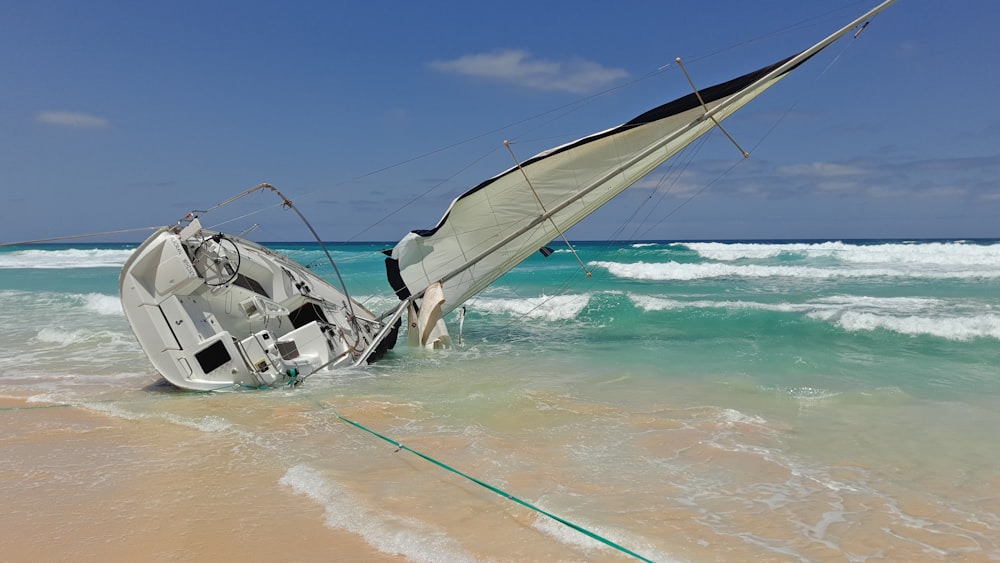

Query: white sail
left=387, top=1, right=896, bottom=315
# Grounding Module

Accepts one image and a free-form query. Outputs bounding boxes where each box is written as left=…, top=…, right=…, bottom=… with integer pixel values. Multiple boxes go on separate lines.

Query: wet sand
left=4, top=388, right=999, bottom=562
left=0, top=397, right=400, bottom=562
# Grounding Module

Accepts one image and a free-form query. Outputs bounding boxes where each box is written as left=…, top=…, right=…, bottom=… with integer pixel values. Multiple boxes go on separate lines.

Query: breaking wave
left=681, top=240, right=1000, bottom=267
left=280, top=464, right=476, bottom=562
left=467, top=293, right=591, bottom=321
left=628, top=293, right=1000, bottom=341
left=591, top=260, right=1000, bottom=281
left=0, top=248, right=135, bottom=269
left=80, top=293, right=123, bottom=315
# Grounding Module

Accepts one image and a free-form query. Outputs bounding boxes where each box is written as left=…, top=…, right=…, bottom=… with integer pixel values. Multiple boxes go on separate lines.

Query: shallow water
left=2, top=240, right=999, bottom=561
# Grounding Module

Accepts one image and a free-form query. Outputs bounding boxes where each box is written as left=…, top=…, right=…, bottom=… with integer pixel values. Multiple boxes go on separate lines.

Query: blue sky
left=2, top=1, right=999, bottom=243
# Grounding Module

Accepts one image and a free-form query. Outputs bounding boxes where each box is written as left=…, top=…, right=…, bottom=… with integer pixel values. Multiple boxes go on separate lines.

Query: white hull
left=119, top=219, right=395, bottom=391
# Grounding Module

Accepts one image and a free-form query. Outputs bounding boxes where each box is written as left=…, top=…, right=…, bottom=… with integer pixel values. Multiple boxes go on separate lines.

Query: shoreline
left=0, top=397, right=400, bottom=562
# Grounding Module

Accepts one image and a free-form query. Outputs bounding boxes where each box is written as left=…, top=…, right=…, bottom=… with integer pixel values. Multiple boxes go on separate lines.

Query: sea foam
left=0, top=248, right=134, bottom=269
left=684, top=241, right=1000, bottom=267
left=813, top=310, right=1000, bottom=341
left=591, top=260, right=1000, bottom=281
left=628, top=293, right=1000, bottom=341
left=35, top=327, right=89, bottom=346
left=468, top=293, right=591, bottom=321
left=279, top=464, right=475, bottom=563
left=81, top=293, right=123, bottom=316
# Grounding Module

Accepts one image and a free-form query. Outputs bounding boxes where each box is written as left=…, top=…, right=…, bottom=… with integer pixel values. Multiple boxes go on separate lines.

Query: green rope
left=333, top=411, right=655, bottom=563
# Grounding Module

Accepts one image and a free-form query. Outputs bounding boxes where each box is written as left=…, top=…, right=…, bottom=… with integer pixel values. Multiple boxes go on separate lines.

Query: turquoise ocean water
left=2, top=239, right=999, bottom=561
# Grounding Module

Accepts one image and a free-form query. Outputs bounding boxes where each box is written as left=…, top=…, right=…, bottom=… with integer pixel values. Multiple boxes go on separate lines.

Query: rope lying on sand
left=329, top=407, right=656, bottom=562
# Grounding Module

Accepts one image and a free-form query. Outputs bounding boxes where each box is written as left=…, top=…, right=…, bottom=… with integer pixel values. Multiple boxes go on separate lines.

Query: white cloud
left=429, top=49, right=628, bottom=94
left=777, top=162, right=867, bottom=178
left=37, top=111, right=110, bottom=128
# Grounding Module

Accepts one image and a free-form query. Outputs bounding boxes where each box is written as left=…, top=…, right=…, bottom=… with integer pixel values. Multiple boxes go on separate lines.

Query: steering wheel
left=192, top=234, right=241, bottom=286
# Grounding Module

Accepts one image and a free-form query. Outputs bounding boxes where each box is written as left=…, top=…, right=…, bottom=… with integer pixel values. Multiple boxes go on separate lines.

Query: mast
left=386, top=0, right=898, bottom=317
left=705, top=0, right=896, bottom=123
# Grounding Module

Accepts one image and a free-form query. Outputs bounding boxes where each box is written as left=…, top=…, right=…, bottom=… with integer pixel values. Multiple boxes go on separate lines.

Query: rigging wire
left=283, top=52, right=685, bottom=244
left=609, top=5, right=880, bottom=243
left=347, top=144, right=504, bottom=242
left=617, top=135, right=713, bottom=242
left=200, top=201, right=286, bottom=231
left=678, top=1, right=875, bottom=65
left=0, top=226, right=159, bottom=247
left=504, top=140, right=592, bottom=278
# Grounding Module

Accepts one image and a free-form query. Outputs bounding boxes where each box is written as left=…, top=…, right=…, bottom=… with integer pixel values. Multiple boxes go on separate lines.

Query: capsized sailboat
left=120, top=0, right=896, bottom=391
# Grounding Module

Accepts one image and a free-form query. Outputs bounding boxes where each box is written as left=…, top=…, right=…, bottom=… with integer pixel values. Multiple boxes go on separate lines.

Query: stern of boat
left=118, top=220, right=385, bottom=391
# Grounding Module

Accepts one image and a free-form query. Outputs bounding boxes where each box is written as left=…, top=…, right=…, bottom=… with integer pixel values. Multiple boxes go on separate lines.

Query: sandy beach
left=0, top=397, right=399, bottom=563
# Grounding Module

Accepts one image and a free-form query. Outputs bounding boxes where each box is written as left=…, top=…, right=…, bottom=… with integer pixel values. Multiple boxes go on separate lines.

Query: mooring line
left=331, top=409, right=656, bottom=562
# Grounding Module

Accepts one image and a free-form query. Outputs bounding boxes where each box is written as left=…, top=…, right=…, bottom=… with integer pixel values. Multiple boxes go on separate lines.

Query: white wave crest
left=0, top=290, right=123, bottom=317
left=468, top=293, right=590, bottom=321
left=591, top=260, right=1000, bottom=281
left=35, top=327, right=88, bottom=346
left=632, top=295, right=765, bottom=315
left=0, top=248, right=134, bottom=269
left=719, top=408, right=769, bottom=426
left=806, top=296, right=1000, bottom=340
left=81, top=293, right=123, bottom=316
left=163, top=414, right=233, bottom=432
left=628, top=293, right=1000, bottom=341
left=685, top=241, right=1000, bottom=267
left=279, top=464, right=475, bottom=563
left=811, top=311, right=1000, bottom=341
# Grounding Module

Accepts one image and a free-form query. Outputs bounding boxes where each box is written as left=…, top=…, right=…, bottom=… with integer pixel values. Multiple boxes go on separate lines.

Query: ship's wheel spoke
left=193, top=235, right=241, bottom=286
